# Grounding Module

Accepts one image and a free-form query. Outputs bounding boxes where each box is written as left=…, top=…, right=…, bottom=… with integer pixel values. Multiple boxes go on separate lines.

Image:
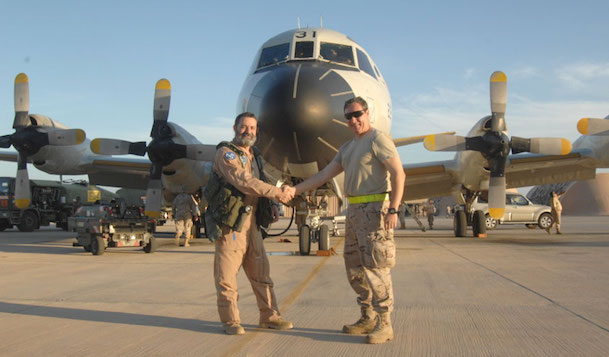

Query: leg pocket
left=369, top=238, right=396, bottom=268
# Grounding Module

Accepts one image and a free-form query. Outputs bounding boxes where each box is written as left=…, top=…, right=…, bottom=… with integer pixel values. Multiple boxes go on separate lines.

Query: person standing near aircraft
left=293, top=97, right=405, bottom=344
left=422, top=199, right=436, bottom=230
left=547, top=191, right=565, bottom=234
left=172, top=186, right=197, bottom=247
left=205, top=112, right=294, bottom=335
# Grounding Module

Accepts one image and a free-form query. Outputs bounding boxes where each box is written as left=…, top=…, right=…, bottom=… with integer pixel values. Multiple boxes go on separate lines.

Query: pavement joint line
left=223, top=237, right=344, bottom=356
left=427, top=238, right=609, bottom=335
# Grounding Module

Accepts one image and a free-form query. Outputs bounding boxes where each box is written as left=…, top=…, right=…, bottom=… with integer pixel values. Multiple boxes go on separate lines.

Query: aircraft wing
left=402, top=148, right=598, bottom=201
left=403, top=160, right=457, bottom=200
left=83, top=157, right=151, bottom=189
left=505, top=148, right=597, bottom=188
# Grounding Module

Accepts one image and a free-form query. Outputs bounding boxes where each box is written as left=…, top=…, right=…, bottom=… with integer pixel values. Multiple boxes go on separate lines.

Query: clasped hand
left=275, top=185, right=295, bottom=204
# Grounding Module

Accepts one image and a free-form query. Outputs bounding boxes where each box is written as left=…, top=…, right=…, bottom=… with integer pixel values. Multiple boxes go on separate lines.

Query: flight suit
left=212, top=144, right=284, bottom=326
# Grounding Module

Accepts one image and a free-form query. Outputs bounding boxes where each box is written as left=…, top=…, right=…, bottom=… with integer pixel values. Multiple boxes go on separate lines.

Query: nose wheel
left=298, top=223, right=330, bottom=256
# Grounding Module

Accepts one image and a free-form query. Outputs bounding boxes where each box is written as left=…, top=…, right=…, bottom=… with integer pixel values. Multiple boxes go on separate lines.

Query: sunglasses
left=344, top=110, right=366, bottom=120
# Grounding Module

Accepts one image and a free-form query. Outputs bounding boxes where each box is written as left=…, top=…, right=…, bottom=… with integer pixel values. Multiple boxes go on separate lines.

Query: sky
left=1, top=0, right=609, bottom=187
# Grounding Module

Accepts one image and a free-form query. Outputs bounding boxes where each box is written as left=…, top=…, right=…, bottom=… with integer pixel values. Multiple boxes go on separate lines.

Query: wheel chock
left=316, top=248, right=337, bottom=256
left=476, top=233, right=487, bottom=238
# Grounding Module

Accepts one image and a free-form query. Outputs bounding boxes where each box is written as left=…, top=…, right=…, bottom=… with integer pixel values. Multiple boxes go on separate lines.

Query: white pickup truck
left=471, top=194, right=553, bottom=230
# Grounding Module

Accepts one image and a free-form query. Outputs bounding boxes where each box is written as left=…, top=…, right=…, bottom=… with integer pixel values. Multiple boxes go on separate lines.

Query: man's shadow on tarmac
left=0, top=301, right=362, bottom=342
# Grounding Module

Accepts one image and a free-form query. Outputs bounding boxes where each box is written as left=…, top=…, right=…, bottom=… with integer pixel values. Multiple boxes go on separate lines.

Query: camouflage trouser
left=175, top=218, right=193, bottom=238
left=345, top=200, right=396, bottom=313
left=214, top=208, right=281, bottom=325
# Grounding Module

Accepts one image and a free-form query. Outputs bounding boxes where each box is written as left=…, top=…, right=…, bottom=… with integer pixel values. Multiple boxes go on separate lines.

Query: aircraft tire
left=0, top=219, right=10, bottom=231
left=318, top=224, right=330, bottom=251
left=91, top=235, right=105, bottom=256
left=299, top=225, right=311, bottom=256
left=454, top=210, right=467, bottom=237
left=144, top=236, right=157, bottom=253
left=472, top=210, right=486, bottom=236
left=18, top=211, right=38, bottom=232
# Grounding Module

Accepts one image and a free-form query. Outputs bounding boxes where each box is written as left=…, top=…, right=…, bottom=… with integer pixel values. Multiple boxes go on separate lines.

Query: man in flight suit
left=294, top=97, right=405, bottom=344
left=211, top=112, right=295, bottom=335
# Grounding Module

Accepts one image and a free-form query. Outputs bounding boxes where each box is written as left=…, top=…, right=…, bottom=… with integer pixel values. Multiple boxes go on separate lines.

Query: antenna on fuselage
left=320, top=16, right=323, bottom=28
left=297, top=17, right=301, bottom=29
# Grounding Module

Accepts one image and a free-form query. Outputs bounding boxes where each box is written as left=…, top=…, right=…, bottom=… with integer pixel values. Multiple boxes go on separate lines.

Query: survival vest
left=203, top=141, right=274, bottom=241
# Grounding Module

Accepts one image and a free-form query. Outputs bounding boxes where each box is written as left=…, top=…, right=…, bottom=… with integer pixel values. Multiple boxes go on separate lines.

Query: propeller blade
left=185, top=144, right=217, bottom=161
left=423, top=134, right=466, bottom=151
left=144, top=164, right=163, bottom=218
left=153, top=79, right=171, bottom=122
left=14, top=153, right=31, bottom=209
left=489, top=71, right=507, bottom=132
left=13, top=73, right=30, bottom=129
left=511, top=137, right=572, bottom=155
left=577, top=118, right=609, bottom=136
left=487, top=176, right=506, bottom=219
left=90, top=138, right=147, bottom=156
left=150, top=79, right=172, bottom=140
left=0, top=135, right=12, bottom=148
left=393, top=131, right=456, bottom=147
left=47, top=129, right=86, bottom=146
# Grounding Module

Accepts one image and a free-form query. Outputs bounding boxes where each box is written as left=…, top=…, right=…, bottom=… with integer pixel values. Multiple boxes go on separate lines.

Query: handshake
left=275, top=185, right=296, bottom=204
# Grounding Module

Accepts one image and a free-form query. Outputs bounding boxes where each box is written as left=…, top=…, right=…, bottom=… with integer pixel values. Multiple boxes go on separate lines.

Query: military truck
left=0, top=177, right=117, bottom=232
left=69, top=202, right=156, bottom=255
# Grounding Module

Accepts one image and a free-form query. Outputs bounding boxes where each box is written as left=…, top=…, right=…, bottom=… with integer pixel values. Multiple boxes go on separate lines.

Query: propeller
left=423, top=71, right=572, bottom=219
left=577, top=116, right=609, bottom=136
left=1, top=73, right=86, bottom=208
left=90, top=79, right=215, bottom=218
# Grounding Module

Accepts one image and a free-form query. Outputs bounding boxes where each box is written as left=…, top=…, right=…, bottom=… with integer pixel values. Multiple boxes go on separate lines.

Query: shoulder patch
left=224, top=152, right=236, bottom=160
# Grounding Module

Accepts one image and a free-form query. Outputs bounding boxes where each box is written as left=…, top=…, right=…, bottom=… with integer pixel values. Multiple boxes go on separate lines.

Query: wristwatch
left=388, top=208, right=398, bottom=215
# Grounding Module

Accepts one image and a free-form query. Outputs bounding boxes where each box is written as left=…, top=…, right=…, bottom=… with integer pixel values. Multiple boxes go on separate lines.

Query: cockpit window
left=320, top=42, right=354, bottom=66
left=356, top=49, right=376, bottom=79
left=258, top=43, right=290, bottom=68
left=294, top=41, right=314, bottom=58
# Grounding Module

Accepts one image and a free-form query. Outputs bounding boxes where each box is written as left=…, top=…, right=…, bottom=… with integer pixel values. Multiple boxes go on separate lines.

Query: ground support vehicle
left=0, top=177, right=118, bottom=232
left=69, top=204, right=156, bottom=255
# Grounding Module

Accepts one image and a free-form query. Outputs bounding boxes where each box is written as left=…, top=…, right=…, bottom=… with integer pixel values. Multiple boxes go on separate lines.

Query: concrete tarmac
left=1, top=216, right=609, bottom=356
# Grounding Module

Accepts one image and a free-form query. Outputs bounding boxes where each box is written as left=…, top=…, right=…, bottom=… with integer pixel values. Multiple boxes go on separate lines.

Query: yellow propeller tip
left=490, top=71, right=507, bottom=82
left=75, top=129, right=86, bottom=144
left=90, top=138, right=101, bottom=153
left=560, top=138, right=572, bottom=155
left=145, top=211, right=161, bottom=218
left=155, top=79, right=171, bottom=90
left=15, top=198, right=31, bottom=209
left=423, top=135, right=436, bottom=150
left=15, top=73, right=29, bottom=83
left=577, top=118, right=589, bottom=135
left=488, top=208, right=505, bottom=219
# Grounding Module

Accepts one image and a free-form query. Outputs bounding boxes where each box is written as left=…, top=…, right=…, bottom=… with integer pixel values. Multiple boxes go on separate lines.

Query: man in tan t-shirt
left=294, top=97, right=405, bottom=344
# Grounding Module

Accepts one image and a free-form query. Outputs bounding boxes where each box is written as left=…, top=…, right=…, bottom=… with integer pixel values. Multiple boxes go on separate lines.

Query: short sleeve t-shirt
left=332, top=128, right=399, bottom=197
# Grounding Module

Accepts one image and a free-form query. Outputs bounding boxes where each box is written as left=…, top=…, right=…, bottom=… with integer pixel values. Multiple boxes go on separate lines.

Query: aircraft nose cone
left=246, top=63, right=354, bottom=171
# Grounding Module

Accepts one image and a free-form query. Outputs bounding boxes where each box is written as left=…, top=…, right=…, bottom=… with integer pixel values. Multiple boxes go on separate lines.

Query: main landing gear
left=453, top=209, right=487, bottom=238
